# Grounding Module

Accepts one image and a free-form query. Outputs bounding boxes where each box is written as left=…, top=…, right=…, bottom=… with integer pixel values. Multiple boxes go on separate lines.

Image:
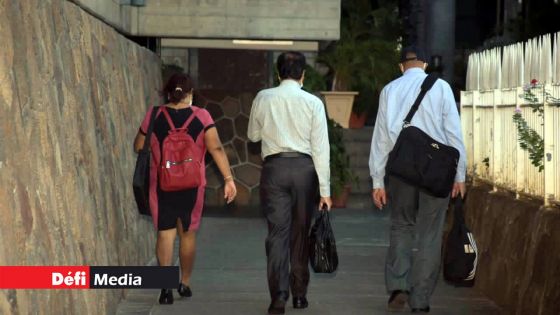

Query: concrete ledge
left=464, top=186, right=560, bottom=315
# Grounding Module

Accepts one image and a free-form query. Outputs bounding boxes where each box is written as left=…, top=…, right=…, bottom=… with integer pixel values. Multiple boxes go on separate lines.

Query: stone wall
left=464, top=186, right=560, bottom=315
left=0, top=1, right=161, bottom=314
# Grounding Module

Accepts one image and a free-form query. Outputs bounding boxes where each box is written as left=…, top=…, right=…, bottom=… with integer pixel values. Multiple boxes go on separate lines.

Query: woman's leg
left=177, top=220, right=197, bottom=285
left=157, top=228, right=177, bottom=266
left=156, top=227, right=177, bottom=304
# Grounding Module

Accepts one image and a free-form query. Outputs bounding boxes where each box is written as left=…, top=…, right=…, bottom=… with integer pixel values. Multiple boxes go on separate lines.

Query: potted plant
left=328, top=118, right=357, bottom=208
left=319, top=0, right=400, bottom=129
left=318, top=28, right=360, bottom=129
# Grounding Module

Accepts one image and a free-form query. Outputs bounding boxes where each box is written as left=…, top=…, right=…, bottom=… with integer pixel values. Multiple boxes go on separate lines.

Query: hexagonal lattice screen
left=199, top=92, right=262, bottom=207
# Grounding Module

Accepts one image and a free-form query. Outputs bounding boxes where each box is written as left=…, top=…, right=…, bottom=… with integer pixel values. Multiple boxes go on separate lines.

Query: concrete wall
left=69, top=0, right=340, bottom=40
left=0, top=1, right=161, bottom=314
left=137, top=0, right=340, bottom=40
left=464, top=186, right=560, bottom=315
left=70, top=0, right=134, bottom=33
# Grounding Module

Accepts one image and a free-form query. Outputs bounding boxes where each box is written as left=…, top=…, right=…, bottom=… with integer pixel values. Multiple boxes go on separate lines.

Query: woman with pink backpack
left=134, top=73, right=237, bottom=304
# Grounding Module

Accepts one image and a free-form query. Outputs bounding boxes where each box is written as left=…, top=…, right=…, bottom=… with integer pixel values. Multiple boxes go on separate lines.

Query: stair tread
left=343, top=128, right=373, bottom=143
left=343, top=128, right=374, bottom=198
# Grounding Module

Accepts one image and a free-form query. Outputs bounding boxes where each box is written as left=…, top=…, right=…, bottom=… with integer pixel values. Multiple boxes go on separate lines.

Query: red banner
left=0, top=266, right=90, bottom=289
left=0, top=266, right=179, bottom=289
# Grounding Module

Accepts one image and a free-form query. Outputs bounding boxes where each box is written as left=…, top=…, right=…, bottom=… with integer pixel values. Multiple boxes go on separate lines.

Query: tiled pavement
left=116, top=208, right=501, bottom=315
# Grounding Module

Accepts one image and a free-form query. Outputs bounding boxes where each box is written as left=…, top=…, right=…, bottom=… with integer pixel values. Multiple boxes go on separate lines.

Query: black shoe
left=411, top=307, right=430, bottom=313
left=158, top=289, right=173, bottom=304
left=293, top=296, right=308, bottom=309
left=267, top=303, right=285, bottom=314
left=178, top=283, right=192, bottom=297
left=387, top=290, right=409, bottom=312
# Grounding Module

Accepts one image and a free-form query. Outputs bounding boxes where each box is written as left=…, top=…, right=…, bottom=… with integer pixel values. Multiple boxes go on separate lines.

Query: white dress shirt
left=369, top=68, right=467, bottom=189
left=248, top=80, right=331, bottom=197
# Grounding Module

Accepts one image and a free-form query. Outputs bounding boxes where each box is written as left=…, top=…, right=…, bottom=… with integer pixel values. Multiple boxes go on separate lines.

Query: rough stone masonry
left=0, top=0, right=161, bottom=314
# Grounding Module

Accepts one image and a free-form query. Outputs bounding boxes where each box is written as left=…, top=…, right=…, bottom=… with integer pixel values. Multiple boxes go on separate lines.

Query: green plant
left=302, top=65, right=327, bottom=93
left=514, top=79, right=560, bottom=172
left=328, top=118, right=357, bottom=196
left=318, top=0, right=401, bottom=115
left=513, top=111, right=544, bottom=171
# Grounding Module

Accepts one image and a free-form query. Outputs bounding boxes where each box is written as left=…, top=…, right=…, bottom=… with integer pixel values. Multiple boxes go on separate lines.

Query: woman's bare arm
left=204, top=127, right=236, bottom=203
left=204, top=127, right=232, bottom=178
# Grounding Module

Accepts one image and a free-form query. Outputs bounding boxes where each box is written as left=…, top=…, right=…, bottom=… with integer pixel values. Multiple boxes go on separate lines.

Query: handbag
left=443, top=197, right=477, bottom=287
left=309, top=210, right=338, bottom=273
left=133, top=106, right=159, bottom=216
left=386, top=74, right=460, bottom=198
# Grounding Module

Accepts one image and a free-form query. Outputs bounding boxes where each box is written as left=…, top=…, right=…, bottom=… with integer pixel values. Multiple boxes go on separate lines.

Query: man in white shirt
left=369, top=46, right=467, bottom=313
left=248, top=51, right=332, bottom=315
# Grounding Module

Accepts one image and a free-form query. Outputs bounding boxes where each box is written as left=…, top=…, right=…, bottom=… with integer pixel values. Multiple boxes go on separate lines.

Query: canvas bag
left=158, top=107, right=202, bottom=191
left=443, top=197, right=478, bottom=287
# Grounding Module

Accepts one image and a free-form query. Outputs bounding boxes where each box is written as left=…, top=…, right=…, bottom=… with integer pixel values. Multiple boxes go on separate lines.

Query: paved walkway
left=116, top=208, right=501, bottom=315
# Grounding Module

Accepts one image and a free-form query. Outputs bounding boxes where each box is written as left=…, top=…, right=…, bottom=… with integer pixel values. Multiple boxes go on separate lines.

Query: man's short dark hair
left=400, top=46, right=427, bottom=63
left=276, top=51, right=306, bottom=80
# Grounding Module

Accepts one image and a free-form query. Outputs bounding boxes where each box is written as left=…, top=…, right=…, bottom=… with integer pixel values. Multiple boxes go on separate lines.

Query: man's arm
left=310, top=100, right=331, bottom=198
left=369, top=88, right=391, bottom=189
left=247, top=94, right=262, bottom=142
left=441, top=84, right=467, bottom=183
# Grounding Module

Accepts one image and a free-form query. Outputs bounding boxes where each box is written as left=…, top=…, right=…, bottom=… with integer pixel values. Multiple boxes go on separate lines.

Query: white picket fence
left=461, top=32, right=560, bottom=206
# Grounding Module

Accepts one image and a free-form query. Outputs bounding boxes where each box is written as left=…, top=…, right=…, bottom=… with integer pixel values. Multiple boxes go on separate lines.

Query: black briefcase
left=133, top=106, right=158, bottom=216
left=386, top=75, right=459, bottom=198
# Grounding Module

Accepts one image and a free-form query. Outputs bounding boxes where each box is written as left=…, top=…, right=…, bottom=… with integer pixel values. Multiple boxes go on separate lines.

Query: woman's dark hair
left=163, top=73, right=194, bottom=104
left=276, top=51, right=306, bottom=80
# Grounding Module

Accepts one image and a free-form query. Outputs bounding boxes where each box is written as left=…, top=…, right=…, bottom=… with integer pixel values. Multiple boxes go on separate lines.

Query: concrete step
left=351, top=179, right=372, bottom=194
left=345, top=142, right=371, bottom=157
left=349, top=153, right=370, bottom=169
left=342, top=127, right=373, bottom=143
left=349, top=166, right=371, bottom=194
left=351, top=166, right=371, bottom=181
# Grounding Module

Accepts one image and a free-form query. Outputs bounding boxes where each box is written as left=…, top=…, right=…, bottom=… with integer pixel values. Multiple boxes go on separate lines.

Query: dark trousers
left=385, top=176, right=450, bottom=308
left=260, top=156, right=318, bottom=304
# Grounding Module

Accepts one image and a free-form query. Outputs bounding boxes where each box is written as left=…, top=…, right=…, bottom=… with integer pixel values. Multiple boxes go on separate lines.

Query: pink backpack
left=158, top=107, right=202, bottom=191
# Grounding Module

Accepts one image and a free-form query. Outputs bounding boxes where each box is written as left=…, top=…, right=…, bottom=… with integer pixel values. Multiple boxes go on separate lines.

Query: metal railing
left=461, top=32, right=560, bottom=206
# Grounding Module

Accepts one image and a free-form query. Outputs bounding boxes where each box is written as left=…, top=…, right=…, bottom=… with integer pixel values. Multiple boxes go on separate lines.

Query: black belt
left=264, top=152, right=311, bottom=162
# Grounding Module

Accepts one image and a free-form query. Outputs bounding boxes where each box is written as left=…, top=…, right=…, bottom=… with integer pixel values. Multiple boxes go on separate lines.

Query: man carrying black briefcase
left=368, top=46, right=467, bottom=313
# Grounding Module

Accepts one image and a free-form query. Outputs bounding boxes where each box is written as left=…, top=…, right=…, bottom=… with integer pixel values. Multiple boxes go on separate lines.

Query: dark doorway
left=198, top=49, right=270, bottom=93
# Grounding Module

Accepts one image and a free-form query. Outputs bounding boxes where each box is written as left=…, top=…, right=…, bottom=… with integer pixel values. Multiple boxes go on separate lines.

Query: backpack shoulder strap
left=141, top=106, right=159, bottom=152
left=403, top=73, right=438, bottom=126
left=179, top=107, right=200, bottom=130
left=161, top=106, right=177, bottom=130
